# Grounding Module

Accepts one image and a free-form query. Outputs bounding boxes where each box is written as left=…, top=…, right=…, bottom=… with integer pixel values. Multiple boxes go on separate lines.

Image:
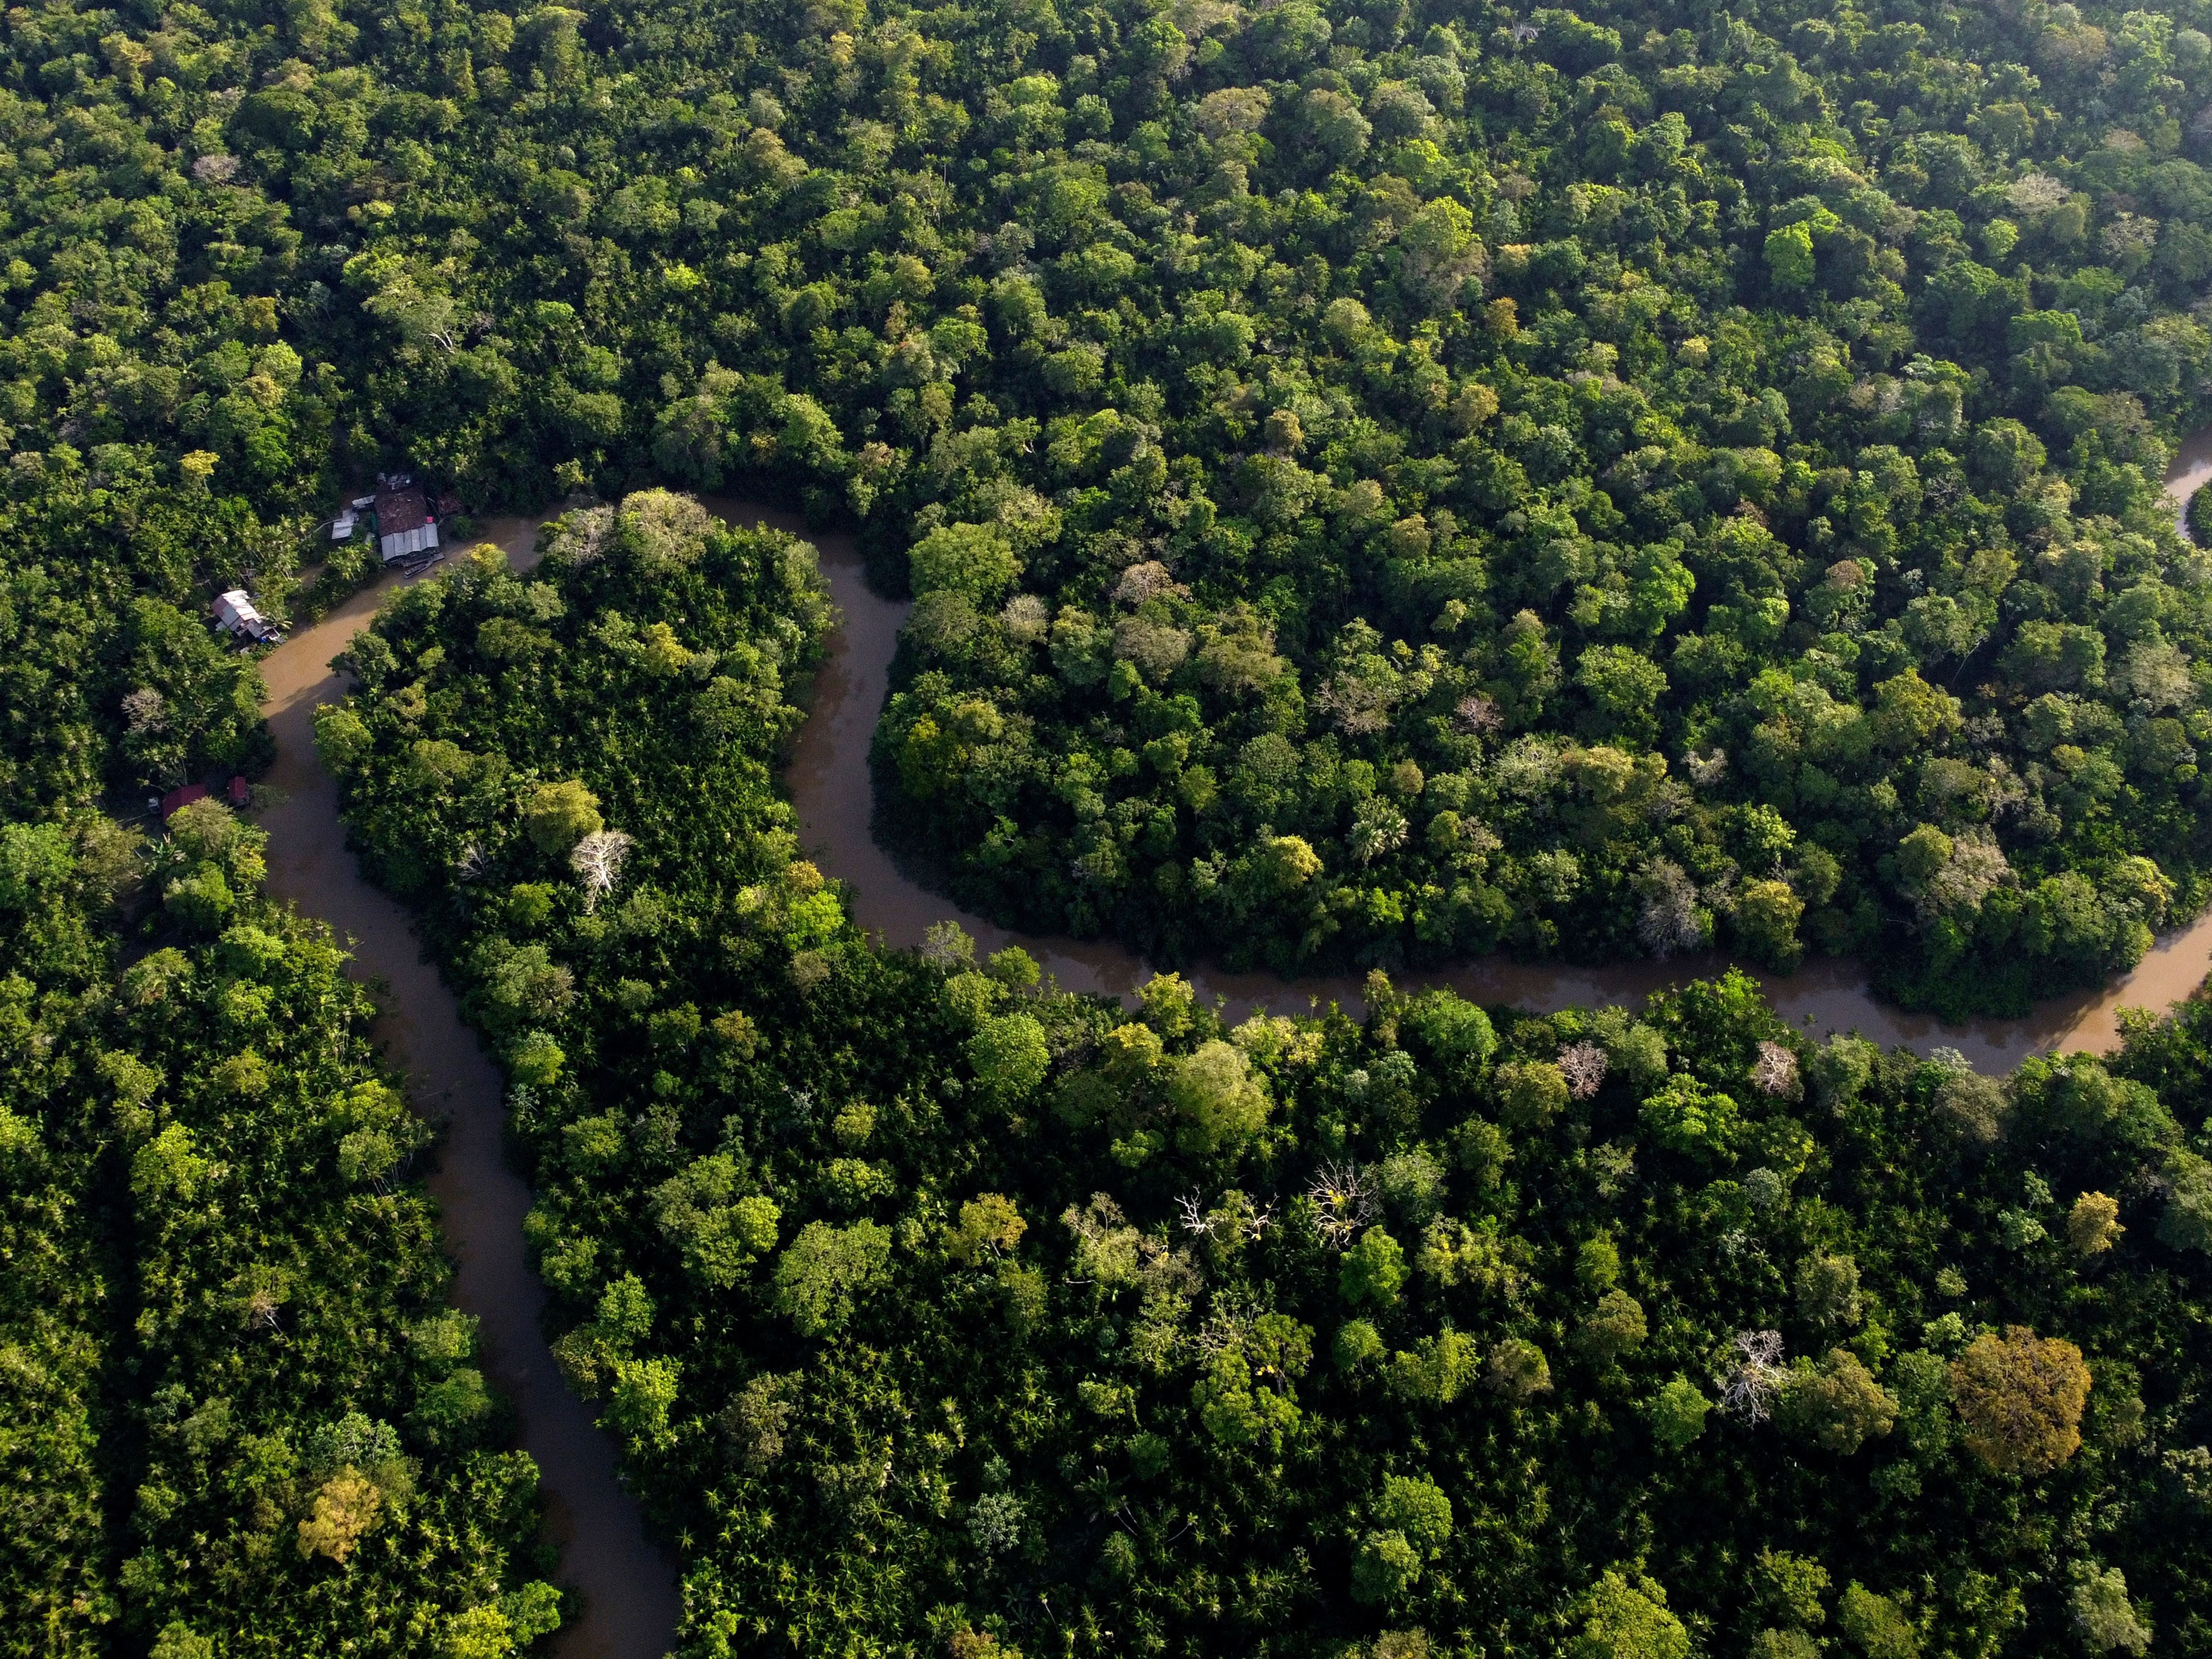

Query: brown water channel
left=258, top=519, right=678, bottom=1659
left=775, top=440, right=2212, bottom=1074
left=250, top=440, right=2212, bottom=1655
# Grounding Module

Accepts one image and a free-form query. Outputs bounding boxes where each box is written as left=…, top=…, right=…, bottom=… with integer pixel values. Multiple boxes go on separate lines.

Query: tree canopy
left=4, top=0, right=2212, bottom=1009
left=0, top=804, right=554, bottom=1657
left=314, top=491, right=2212, bottom=1659
left=13, top=0, right=2212, bottom=1647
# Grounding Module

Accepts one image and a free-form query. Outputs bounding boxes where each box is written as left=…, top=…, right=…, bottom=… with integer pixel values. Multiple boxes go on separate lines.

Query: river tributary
left=249, top=436, right=2212, bottom=1656
left=258, top=523, right=680, bottom=1659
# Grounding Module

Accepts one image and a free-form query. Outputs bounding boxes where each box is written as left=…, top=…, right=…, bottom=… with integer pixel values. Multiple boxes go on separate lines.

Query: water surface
left=244, top=436, right=2212, bottom=1656
left=257, top=521, right=679, bottom=1659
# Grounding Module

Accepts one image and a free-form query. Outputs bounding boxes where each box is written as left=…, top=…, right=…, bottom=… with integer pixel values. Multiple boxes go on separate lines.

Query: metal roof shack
left=374, top=473, right=440, bottom=565
left=212, top=588, right=283, bottom=645
left=159, top=784, right=209, bottom=819
left=329, top=493, right=374, bottom=541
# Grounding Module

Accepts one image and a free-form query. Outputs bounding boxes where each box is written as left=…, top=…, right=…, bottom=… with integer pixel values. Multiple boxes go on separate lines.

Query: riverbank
left=254, top=519, right=679, bottom=1659
left=771, top=505, right=2212, bottom=1072
left=238, top=449, right=2212, bottom=1653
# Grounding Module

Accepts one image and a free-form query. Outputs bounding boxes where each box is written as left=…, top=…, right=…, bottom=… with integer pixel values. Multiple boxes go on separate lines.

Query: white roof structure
left=332, top=509, right=357, bottom=540
left=380, top=522, right=440, bottom=562
left=212, top=588, right=280, bottom=643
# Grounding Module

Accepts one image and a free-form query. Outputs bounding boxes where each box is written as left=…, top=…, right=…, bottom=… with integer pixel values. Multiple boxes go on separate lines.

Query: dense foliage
left=796, top=0, right=2212, bottom=1013
left=0, top=803, right=557, bottom=1657
left=11, top=0, right=2212, bottom=1005
left=0, top=0, right=384, bottom=812
left=328, top=492, right=2212, bottom=1659
left=0, top=461, right=285, bottom=816
left=0, top=11, right=564, bottom=1607
left=22, top=0, right=2212, bottom=1644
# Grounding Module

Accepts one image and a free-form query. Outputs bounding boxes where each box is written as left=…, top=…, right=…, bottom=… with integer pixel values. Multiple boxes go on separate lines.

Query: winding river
left=258, top=530, right=679, bottom=1659
left=778, top=449, right=2212, bottom=1075
left=250, top=439, right=2212, bottom=1657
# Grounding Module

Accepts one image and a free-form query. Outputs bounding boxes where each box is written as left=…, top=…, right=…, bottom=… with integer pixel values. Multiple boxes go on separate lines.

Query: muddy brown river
left=259, top=526, right=678, bottom=1659
left=776, top=485, right=2212, bottom=1075
left=253, top=442, right=2212, bottom=1656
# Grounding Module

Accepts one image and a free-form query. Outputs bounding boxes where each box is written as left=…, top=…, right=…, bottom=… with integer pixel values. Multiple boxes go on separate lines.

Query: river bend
left=776, top=467, right=2212, bottom=1075
left=249, top=441, right=2212, bottom=1659
left=258, top=525, right=679, bottom=1659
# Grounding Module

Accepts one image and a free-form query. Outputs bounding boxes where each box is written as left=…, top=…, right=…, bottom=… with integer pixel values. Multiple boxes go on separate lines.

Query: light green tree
left=773, top=1220, right=892, bottom=1336
left=523, top=779, right=604, bottom=854
left=1340, top=1228, right=1406, bottom=1307
left=2071, top=1566, right=2151, bottom=1654
left=1570, top=1570, right=1691, bottom=1659
left=1170, top=1040, right=1271, bottom=1153
left=1496, top=1059, right=1569, bottom=1128
left=1837, top=1584, right=1919, bottom=1659
left=968, top=1013, right=1050, bottom=1104
left=910, top=522, right=1021, bottom=604
left=1647, top=1377, right=1711, bottom=1451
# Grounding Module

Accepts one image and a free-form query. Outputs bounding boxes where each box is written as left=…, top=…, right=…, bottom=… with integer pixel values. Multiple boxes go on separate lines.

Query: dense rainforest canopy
left=0, top=804, right=559, bottom=1657
left=316, top=492, right=2212, bottom=1659
left=7, top=0, right=2212, bottom=1006
left=12, top=0, right=2212, bottom=1652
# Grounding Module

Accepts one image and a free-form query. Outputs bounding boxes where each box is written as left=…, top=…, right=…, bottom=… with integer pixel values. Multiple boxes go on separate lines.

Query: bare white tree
left=1315, top=670, right=1399, bottom=736
left=570, top=828, right=635, bottom=911
left=1001, top=593, right=1051, bottom=644
left=1308, top=1161, right=1376, bottom=1248
left=1453, top=692, right=1503, bottom=735
left=1176, top=1190, right=1281, bottom=1246
left=1175, top=1191, right=1213, bottom=1238
left=919, top=920, right=976, bottom=970
left=1558, top=1041, right=1609, bottom=1100
left=1722, top=1329, right=1787, bottom=1424
left=1113, top=560, right=1184, bottom=606
left=548, top=504, right=615, bottom=566
left=1638, top=858, right=1705, bottom=958
left=1684, top=747, right=1729, bottom=787
left=121, top=686, right=170, bottom=734
left=2008, top=171, right=2065, bottom=214
left=1752, top=1040, right=1800, bottom=1097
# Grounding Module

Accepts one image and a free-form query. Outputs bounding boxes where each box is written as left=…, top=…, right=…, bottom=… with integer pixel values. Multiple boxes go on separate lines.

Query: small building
left=226, top=775, right=250, bottom=806
left=160, top=784, right=209, bottom=820
left=213, top=588, right=282, bottom=646
left=381, top=520, right=440, bottom=562
left=374, top=474, right=440, bottom=565
left=332, top=508, right=357, bottom=541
